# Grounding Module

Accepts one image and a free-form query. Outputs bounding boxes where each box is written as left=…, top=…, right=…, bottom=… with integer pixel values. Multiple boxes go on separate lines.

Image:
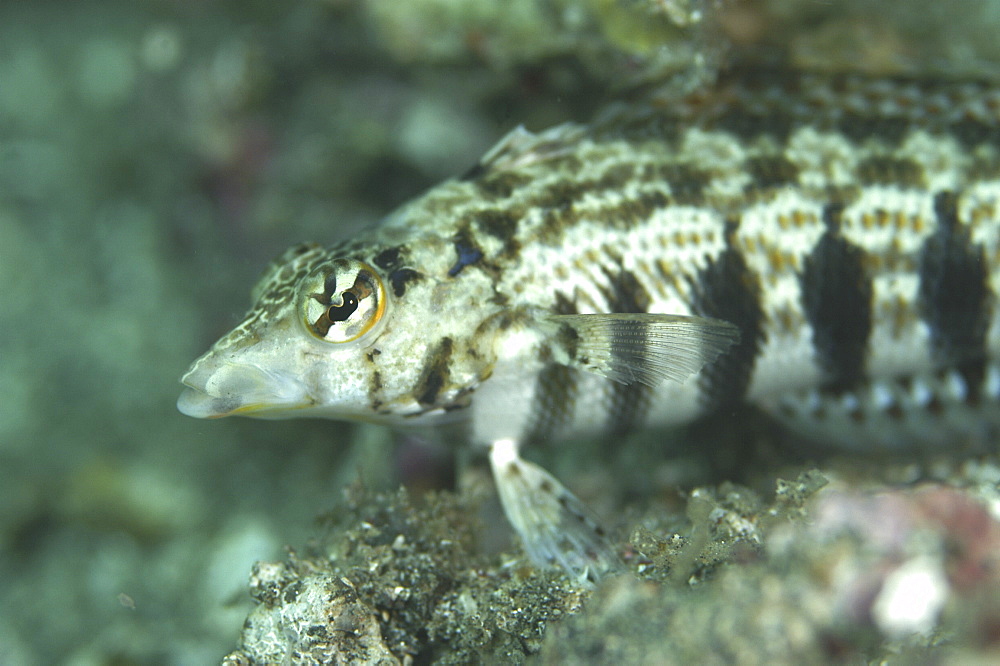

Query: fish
left=178, top=67, right=1000, bottom=582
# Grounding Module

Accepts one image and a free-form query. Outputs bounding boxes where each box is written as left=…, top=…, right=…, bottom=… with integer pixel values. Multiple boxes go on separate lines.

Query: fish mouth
left=177, top=357, right=311, bottom=419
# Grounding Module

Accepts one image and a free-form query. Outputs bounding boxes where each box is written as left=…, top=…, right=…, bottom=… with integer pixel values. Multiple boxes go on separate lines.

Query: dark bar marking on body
left=525, top=291, right=580, bottom=443
left=801, top=230, right=873, bottom=392
left=524, top=364, right=578, bottom=445
left=821, top=202, right=845, bottom=232
left=415, top=337, right=454, bottom=407
left=600, top=266, right=652, bottom=314
left=918, top=190, right=994, bottom=401
left=689, top=219, right=767, bottom=410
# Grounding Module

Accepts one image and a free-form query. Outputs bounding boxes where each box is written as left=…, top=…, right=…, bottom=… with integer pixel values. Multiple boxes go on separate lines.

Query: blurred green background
left=5, top=0, right=1000, bottom=662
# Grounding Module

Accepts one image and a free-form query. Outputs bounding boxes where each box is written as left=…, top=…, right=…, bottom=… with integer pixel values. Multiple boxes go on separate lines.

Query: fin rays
left=549, top=313, right=741, bottom=387
left=489, top=439, right=620, bottom=583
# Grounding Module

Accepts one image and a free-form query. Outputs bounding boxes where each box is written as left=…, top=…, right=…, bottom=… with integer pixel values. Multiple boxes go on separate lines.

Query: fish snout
left=177, top=354, right=309, bottom=418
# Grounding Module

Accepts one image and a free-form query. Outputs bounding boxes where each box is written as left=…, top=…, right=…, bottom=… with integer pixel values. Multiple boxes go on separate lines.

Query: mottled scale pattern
left=179, top=67, right=1000, bottom=578
left=397, top=68, right=1000, bottom=447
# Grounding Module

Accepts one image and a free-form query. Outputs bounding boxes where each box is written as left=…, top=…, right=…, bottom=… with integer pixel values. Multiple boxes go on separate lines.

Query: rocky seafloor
left=5, top=0, right=1000, bottom=663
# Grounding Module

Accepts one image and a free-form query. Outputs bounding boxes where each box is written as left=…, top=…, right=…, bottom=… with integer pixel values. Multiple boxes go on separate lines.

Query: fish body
left=179, top=69, right=1000, bottom=578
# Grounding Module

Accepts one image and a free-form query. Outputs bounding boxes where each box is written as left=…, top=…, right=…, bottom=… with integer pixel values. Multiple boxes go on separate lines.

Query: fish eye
left=298, top=259, right=388, bottom=344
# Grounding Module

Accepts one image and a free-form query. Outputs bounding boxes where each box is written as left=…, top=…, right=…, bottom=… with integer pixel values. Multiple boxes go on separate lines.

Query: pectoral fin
left=545, top=313, right=740, bottom=387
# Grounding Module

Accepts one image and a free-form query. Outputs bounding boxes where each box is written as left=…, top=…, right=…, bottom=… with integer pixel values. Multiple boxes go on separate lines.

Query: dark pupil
left=328, top=291, right=359, bottom=322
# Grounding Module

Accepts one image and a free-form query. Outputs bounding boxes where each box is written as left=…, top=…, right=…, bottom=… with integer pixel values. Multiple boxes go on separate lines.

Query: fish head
left=177, top=235, right=502, bottom=425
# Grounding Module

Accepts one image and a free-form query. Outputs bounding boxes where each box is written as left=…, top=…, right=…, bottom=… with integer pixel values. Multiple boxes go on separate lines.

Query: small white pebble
left=872, top=556, right=948, bottom=637
left=872, top=381, right=895, bottom=411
